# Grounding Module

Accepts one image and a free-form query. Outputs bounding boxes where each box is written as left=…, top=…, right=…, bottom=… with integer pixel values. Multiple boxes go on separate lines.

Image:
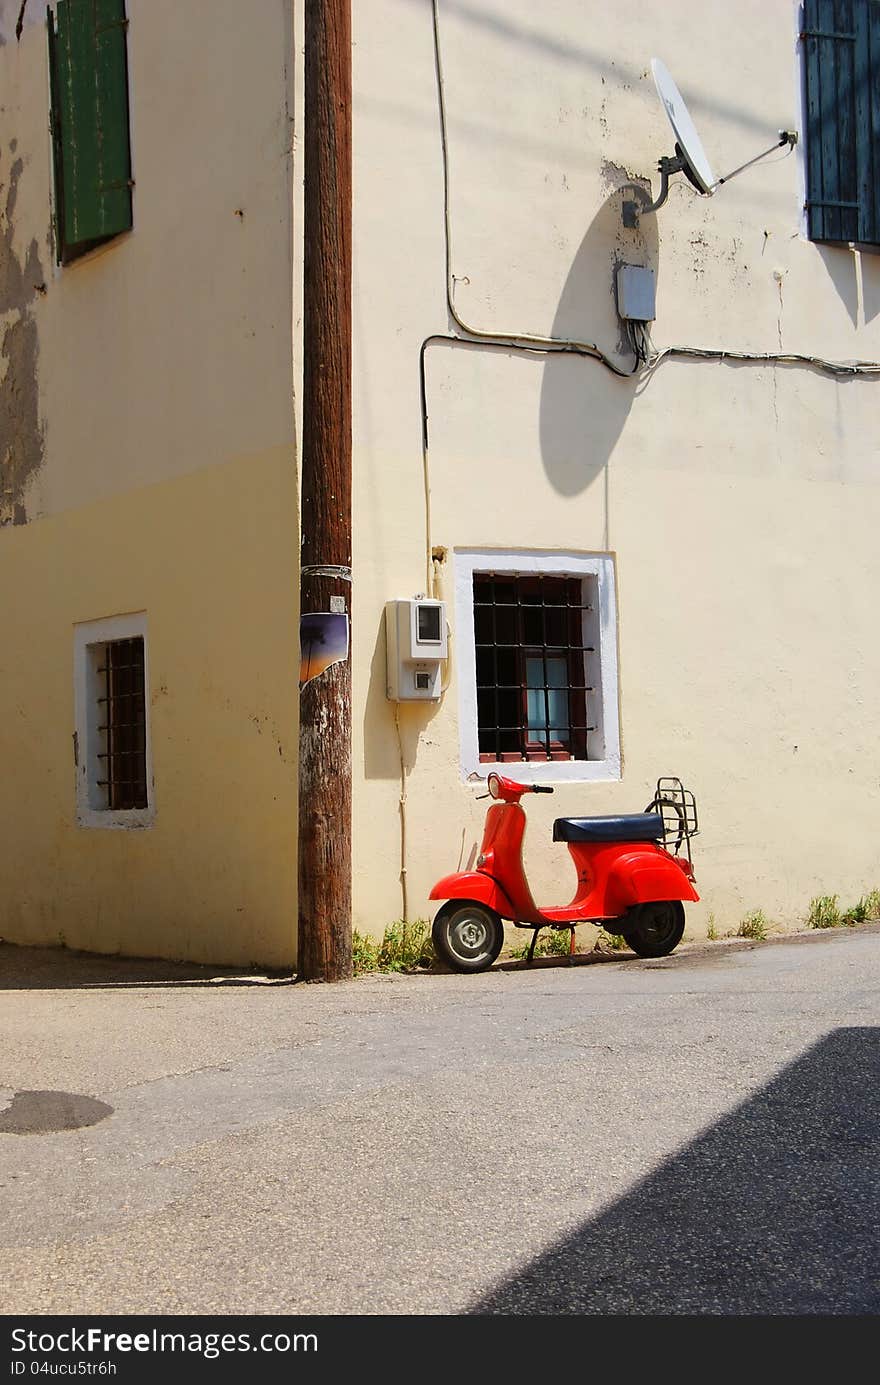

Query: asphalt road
left=1, top=925, right=878, bottom=1316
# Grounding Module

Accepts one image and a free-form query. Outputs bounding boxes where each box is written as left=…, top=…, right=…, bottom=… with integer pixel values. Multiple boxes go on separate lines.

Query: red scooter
left=430, top=774, right=699, bottom=972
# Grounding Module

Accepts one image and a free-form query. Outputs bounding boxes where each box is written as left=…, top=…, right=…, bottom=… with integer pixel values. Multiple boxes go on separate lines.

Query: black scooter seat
left=553, top=813, right=664, bottom=844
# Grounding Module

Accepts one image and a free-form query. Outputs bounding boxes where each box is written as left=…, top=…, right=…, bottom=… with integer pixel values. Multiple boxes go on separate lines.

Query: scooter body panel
left=430, top=802, right=544, bottom=924
left=477, top=802, right=543, bottom=922
left=529, top=836, right=695, bottom=925
left=428, top=870, right=519, bottom=920
left=535, top=840, right=696, bottom=922
left=603, top=847, right=700, bottom=913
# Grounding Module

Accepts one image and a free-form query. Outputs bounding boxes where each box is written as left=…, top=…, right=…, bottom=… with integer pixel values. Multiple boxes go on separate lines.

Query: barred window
left=473, top=573, right=594, bottom=763
left=74, top=613, right=153, bottom=827
left=96, top=637, right=147, bottom=810
left=456, top=551, right=620, bottom=783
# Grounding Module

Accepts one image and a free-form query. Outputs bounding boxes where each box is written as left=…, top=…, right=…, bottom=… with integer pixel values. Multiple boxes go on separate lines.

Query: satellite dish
left=621, top=59, right=797, bottom=225
left=651, top=58, right=715, bottom=195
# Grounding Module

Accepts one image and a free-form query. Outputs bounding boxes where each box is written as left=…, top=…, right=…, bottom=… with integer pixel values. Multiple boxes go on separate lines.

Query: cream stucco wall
left=0, top=2, right=299, bottom=965
left=351, top=0, right=880, bottom=940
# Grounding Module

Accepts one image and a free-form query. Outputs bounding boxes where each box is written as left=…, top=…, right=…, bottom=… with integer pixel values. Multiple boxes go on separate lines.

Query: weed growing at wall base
left=806, top=894, right=841, bottom=929
left=507, top=928, right=574, bottom=961
left=843, top=889, right=880, bottom=924
left=595, top=928, right=628, bottom=951
left=809, top=889, right=880, bottom=928
left=736, top=910, right=769, bottom=941
left=352, top=919, right=433, bottom=975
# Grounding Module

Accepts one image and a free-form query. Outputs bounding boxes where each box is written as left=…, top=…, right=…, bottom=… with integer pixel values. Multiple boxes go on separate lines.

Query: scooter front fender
left=429, top=871, right=517, bottom=921
left=605, top=851, right=700, bottom=915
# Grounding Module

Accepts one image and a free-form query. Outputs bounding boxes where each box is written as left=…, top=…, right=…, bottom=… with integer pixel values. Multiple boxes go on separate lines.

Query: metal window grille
left=96, top=637, right=147, bottom=810
left=473, top=574, right=595, bottom=763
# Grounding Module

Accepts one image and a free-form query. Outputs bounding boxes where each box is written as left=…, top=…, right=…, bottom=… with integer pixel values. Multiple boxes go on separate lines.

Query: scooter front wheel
left=432, top=901, right=505, bottom=973
left=620, top=900, right=685, bottom=958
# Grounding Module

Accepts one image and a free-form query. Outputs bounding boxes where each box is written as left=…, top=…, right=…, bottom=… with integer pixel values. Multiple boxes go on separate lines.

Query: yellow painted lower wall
left=0, top=447, right=299, bottom=968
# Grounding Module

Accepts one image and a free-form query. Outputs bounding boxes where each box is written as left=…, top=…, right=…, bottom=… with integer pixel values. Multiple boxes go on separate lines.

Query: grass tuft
left=594, top=928, right=629, bottom=951
left=507, top=928, right=574, bottom=961
left=352, top=919, right=433, bottom=975
left=858, top=888, right=880, bottom=919
left=806, top=895, right=841, bottom=930
left=736, top=909, right=769, bottom=941
left=840, top=900, right=867, bottom=925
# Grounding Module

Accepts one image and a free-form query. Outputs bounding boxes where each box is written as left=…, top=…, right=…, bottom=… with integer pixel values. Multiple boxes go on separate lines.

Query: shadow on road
left=0, top=942, right=293, bottom=991
left=469, top=1028, right=880, bottom=1315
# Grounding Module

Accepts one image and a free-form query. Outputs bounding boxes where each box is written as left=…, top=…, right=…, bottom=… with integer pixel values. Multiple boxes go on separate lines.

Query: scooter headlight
left=487, top=773, right=501, bottom=800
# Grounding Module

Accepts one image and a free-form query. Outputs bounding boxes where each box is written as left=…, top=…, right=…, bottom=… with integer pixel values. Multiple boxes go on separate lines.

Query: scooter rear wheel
left=432, top=901, right=505, bottom=973
left=620, top=900, right=685, bottom=958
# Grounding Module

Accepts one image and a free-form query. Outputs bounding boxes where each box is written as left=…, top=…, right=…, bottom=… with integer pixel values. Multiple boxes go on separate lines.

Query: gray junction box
left=616, top=264, right=656, bottom=321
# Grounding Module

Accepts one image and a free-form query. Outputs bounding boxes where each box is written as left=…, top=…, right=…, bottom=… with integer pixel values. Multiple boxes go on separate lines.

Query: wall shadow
left=815, top=245, right=860, bottom=328
left=860, top=249, right=880, bottom=326
left=539, top=181, right=659, bottom=496
left=0, top=942, right=292, bottom=990
left=469, top=1028, right=880, bottom=1315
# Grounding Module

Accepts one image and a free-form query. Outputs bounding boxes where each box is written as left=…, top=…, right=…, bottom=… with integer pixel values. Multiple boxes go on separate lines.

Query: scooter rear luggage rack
left=645, top=777, right=699, bottom=862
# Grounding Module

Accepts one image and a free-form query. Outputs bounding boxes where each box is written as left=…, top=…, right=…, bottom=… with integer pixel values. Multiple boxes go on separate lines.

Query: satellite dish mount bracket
left=621, top=129, right=798, bottom=229
left=622, top=154, right=684, bottom=227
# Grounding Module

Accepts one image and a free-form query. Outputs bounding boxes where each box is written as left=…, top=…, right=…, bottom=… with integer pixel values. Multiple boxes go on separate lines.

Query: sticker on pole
left=300, top=612, right=350, bottom=688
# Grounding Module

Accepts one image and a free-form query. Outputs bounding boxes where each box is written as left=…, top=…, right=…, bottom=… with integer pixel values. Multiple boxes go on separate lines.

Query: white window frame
left=73, top=612, right=155, bottom=829
left=454, top=549, right=621, bottom=784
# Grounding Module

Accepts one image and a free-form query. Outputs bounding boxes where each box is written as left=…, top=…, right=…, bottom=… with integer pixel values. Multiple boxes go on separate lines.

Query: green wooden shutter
left=803, top=0, right=880, bottom=245
left=49, top=0, right=132, bottom=256
left=47, top=6, right=68, bottom=262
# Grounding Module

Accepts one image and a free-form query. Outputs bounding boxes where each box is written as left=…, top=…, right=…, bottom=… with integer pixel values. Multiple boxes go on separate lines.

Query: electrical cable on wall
left=394, top=703, right=409, bottom=922
left=430, top=0, right=638, bottom=380
left=428, top=0, right=880, bottom=392
left=421, top=0, right=880, bottom=601
left=644, top=342, right=880, bottom=377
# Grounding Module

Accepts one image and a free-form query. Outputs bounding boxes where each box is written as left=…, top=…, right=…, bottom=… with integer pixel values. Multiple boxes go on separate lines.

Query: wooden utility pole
left=298, top=0, right=352, bottom=981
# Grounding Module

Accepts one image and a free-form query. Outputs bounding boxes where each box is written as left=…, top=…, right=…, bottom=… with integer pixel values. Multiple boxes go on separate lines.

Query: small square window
left=455, top=551, right=620, bottom=784
left=473, top=574, right=591, bottom=763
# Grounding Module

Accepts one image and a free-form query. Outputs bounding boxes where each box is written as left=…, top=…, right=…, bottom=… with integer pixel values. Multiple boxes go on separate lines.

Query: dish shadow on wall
left=538, top=181, right=659, bottom=501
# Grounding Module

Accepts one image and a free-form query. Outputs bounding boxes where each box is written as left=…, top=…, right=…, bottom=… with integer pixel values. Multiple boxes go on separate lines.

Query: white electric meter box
left=385, top=599, right=447, bottom=701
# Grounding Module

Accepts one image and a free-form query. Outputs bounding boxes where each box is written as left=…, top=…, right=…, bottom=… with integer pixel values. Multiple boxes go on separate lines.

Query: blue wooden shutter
left=803, top=0, right=880, bottom=245
left=48, top=0, right=132, bottom=258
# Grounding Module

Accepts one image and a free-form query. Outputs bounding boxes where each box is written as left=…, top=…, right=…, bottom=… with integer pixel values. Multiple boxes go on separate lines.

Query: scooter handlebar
left=485, top=772, right=555, bottom=802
